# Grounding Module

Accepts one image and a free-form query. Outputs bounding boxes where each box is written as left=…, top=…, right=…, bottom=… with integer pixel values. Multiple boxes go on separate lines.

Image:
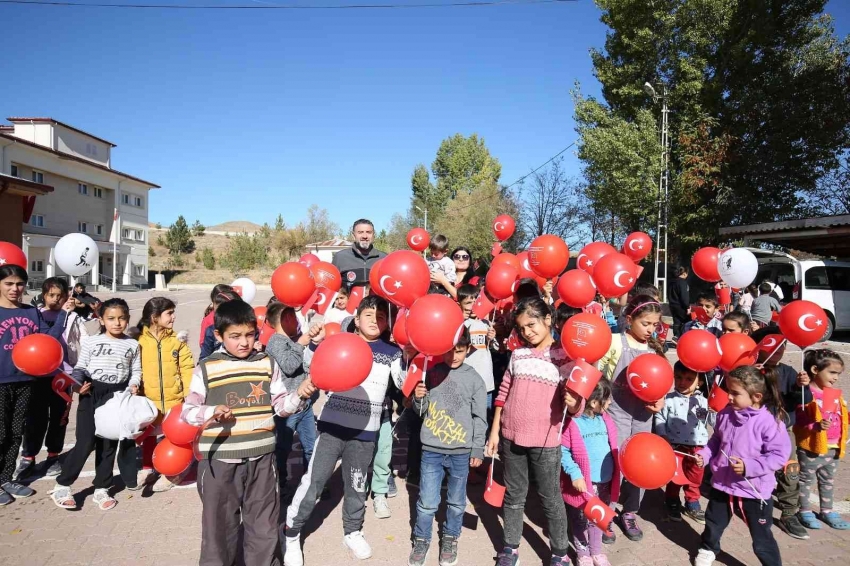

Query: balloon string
left=801, top=349, right=806, bottom=407
left=419, top=356, right=429, bottom=418
left=488, top=454, right=495, bottom=488
left=719, top=448, right=766, bottom=505
left=673, top=450, right=698, bottom=459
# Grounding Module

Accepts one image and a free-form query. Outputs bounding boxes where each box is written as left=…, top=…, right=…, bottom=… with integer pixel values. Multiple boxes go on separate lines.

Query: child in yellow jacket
left=794, top=349, right=849, bottom=530
left=137, top=297, right=195, bottom=492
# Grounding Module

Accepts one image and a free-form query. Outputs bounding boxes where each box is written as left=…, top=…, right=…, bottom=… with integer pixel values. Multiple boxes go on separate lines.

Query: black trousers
left=0, top=382, right=33, bottom=484
left=22, top=377, right=69, bottom=458
left=197, top=453, right=281, bottom=566
left=56, top=383, right=137, bottom=490
left=701, top=488, right=782, bottom=566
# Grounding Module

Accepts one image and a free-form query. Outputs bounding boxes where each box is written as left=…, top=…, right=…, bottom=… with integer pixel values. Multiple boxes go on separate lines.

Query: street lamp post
left=415, top=205, right=428, bottom=232
left=644, top=81, right=670, bottom=303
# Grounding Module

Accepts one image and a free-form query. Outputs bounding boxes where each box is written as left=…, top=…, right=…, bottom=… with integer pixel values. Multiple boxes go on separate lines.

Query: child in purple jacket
left=694, top=365, right=791, bottom=566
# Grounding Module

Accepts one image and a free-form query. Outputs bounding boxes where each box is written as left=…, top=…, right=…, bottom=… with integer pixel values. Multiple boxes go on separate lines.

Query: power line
left=0, top=0, right=576, bottom=9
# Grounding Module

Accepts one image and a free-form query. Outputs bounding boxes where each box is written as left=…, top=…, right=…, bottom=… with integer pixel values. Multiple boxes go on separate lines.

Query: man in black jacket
left=332, top=218, right=386, bottom=289
left=668, top=266, right=690, bottom=339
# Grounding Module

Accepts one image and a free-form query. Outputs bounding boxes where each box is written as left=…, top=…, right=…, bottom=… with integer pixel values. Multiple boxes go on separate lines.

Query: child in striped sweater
left=561, top=378, right=619, bottom=566
left=487, top=296, right=583, bottom=566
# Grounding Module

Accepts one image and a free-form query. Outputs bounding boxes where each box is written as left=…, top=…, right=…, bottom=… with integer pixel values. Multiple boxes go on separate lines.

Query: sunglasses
left=453, top=254, right=470, bottom=260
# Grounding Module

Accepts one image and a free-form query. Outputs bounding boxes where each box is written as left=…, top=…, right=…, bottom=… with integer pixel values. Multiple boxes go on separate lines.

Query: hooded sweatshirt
left=699, top=405, right=791, bottom=500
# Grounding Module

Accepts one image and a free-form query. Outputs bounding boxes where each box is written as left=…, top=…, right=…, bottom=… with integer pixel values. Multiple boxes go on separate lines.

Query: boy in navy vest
left=182, top=300, right=316, bottom=566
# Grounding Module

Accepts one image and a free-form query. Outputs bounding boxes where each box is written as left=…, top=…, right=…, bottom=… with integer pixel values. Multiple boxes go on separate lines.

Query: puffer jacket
left=138, top=327, right=195, bottom=416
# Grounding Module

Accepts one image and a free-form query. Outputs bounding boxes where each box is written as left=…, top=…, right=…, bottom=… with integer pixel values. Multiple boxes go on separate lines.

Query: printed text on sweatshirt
left=72, top=334, right=141, bottom=388
left=0, top=305, right=67, bottom=384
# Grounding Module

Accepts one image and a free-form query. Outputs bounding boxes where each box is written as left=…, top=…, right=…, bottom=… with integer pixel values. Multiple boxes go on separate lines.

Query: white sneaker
left=373, top=494, right=392, bottom=519
left=284, top=535, right=304, bottom=566
left=343, top=531, right=373, bottom=560
left=694, top=549, right=716, bottom=566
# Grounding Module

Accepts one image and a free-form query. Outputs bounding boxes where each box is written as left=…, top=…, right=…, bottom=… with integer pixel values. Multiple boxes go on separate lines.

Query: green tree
left=192, top=220, right=206, bottom=237
left=220, top=232, right=269, bottom=274
left=165, top=216, right=195, bottom=256
left=201, top=247, right=216, bottom=270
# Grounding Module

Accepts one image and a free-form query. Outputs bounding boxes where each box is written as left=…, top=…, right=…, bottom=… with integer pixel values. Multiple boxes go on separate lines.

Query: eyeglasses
left=453, top=254, right=470, bottom=261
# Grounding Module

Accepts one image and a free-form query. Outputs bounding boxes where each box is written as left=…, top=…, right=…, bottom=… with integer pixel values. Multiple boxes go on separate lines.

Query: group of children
left=0, top=243, right=848, bottom=566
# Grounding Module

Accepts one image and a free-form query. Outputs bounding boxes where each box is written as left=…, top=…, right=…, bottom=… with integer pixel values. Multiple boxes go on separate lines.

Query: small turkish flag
left=506, top=330, right=522, bottom=351
left=402, top=354, right=430, bottom=398
left=822, top=387, right=842, bottom=414
left=656, top=321, right=670, bottom=341
left=583, top=496, right=615, bottom=533
left=671, top=453, right=690, bottom=486
left=484, top=476, right=506, bottom=507
left=491, top=242, right=502, bottom=257
left=51, top=372, right=76, bottom=403
left=310, top=288, right=334, bottom=316
left=565, top=359, right=602, bottom=400
left=754, top=334, right=785, bottom=360
left=346, top=286, right=365, bottom=314
left=691, top=305, right=711, bottom=325
left=472, top=292, right=495, bottom=320
left=708, top=383, right=730, bottom=413
left=300, top=289, right=321, bottom=315
left=258, top=323, right=275, bottom=347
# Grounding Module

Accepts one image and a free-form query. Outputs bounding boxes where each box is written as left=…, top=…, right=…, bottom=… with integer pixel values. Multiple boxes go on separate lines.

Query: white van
left=748, top=248, right=850, bottom=340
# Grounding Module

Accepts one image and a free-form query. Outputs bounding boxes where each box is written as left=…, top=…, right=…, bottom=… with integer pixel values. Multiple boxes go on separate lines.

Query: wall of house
left=55, top=124, right=111, bottom=167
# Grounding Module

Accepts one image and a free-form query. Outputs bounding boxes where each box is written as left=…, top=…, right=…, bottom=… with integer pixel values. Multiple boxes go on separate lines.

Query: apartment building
left=0, top=117, right=160, bottom=289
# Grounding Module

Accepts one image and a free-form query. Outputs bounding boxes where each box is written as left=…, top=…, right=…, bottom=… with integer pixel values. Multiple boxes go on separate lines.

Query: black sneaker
left=439, top=535, right=458, bottom=566
left=13, top=458, right=34, bottom=480
left=779, top=514, right=810, bottom=540
left=44, top=457, right=61, bottom=477
left=665, top=499, right=683, bottom=522
left=602, top=529, right=616, bottom=545
left=2, top=481, right=35, bottom=498
left=683, top=502, right=706, bottom=524
left=387, top=474, right=398, bottom=498
left=408, top=537, right=430, bottom=566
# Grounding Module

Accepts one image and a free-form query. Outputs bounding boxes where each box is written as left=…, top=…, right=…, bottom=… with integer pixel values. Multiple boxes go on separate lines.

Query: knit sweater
left=495, top=344, right=583, bottom=449
left=560, top=412, right=620, bottom=508
left=794, top=392, right=848, bottom=458
left=306, top=337, right=403, bottom=442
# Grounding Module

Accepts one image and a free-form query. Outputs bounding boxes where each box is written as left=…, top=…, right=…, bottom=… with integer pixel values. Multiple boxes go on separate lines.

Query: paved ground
left=1, top=287, right=849, bottom=565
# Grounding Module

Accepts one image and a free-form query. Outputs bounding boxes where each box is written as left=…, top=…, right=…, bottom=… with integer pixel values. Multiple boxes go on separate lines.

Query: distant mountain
left=207, top=221, right=264, bottom=233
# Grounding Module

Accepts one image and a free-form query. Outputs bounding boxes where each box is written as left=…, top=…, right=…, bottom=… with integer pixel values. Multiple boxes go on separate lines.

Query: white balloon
left=717, top=248, right=758, bottom=289
left=231, top=277, right=257, bottom=304
left=55, top=233, right=98, bottom=277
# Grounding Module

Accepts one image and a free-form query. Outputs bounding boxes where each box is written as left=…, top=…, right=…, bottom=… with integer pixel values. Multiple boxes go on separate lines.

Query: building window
left=32, top=170, right=44, bottom=184
left=78, top=221, right=88, bottom=233
left=85, top=143, right=99, bottom=157
left=122, top=228, right=130, bottom=239
left=30, top=260, right=44, bottom=273
left=10, top=164, right=18, bottom=177
left=136, top=230, right=145, bottom=242
left=134, top=196, right=143, bottom=208
left=96, top=224, right=104, bottom=236
left=30, top=215, right=44, bottom=228
left=93, top=187, right=103, bottom=199
left=134, top=265, right=145, bottom=277
left=78, top=183, right=88, bottom=196
left=122, top=194, right=129, bottom=205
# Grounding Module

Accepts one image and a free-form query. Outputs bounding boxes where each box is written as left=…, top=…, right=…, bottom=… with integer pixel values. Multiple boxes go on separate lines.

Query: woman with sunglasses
left=431, top=247, right=477, bottom=299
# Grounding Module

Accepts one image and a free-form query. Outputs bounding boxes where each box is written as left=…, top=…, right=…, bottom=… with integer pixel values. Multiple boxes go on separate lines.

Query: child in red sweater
left=486, top=296, right=582, bottom=566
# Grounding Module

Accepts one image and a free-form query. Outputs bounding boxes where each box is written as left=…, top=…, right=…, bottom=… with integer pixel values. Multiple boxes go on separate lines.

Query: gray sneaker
left=44, top=458, right=61, bottom=477
left=439, top=535, right=458, bottom=566
left=408, top=538, right=430, bottom=566
left=373, top=493, right=391, bottom=519
left=387, top=473, right=398, bottom=498
left=2, top=481, right=34, bottom=498
left=497, top=547, right=520, bottom=566
left=0, top=488, right=13, bottom=506
left=13, top=458, right=34, bottom=480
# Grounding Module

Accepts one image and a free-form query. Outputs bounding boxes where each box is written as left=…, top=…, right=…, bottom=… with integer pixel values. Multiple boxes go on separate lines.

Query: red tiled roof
left=7, top=117, right=117, bottom=147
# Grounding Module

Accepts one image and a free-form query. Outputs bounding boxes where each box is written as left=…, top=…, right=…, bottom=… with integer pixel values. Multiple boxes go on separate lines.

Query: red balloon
left=692, top=247, right=721, bottom=282
left=556, top=269, right=597, bottom=308
left=376, top=250, right=430, bottom=308
left=491, top=253, right=520, bottom=272
left=310, top=261, right=342, bottom=292
left=493, top=214, right=516, bottom=241
left=298, top=253, right=320, bottom=268
left=253, top=306, right=267, bottom=327
left=12, top=334, right=64, bottom=376
left=0, top=242, right=27, bottom=269
left=485, top=263, right=519, bottom=300
left=406, top=294, right=466, bottom=356
left=626, top=353, right=674, bottom=403
left=622, top=232, right=653, bottom=262
left=528, top=235, right=569, bottom=279
left=310, top=333, right=374, bottom=392
left=272, top=262, right=316, bottom=307
left=152, top=438, right=194, bottom=476
left=560, top=313, right=613, bottom=364
left=392, top=308, right=409, bottom=347
left=677, top=329, right=722, bottom=373
left=258, top=323, right=274, bottom=346
left=369, top=258, right=385, bottom=297
left=516, top=251, right=535, bottom=279
left=718, top=333, right=758, bottom=371
left=162, top=403, right=200, bottom=446
left=406, top=228, right=430, bottom=252
left=323, top=322, right=342, bottom=338
left=577, top=242, right=617, bottom=276
left=593, top=253, right=638, bottom=298
left=619, top=432, right=677, bottom=489
left=778, top=300, right=830, bottom=348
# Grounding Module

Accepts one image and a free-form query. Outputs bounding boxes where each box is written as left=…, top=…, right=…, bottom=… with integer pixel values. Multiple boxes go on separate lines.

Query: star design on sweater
left=247, top=382, right=267, bottom=403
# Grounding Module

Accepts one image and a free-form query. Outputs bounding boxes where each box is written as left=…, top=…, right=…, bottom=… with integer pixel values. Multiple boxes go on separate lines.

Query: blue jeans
left=413, top=450, right=470, bottom=541
left=274, top=399, right=317, bottom=484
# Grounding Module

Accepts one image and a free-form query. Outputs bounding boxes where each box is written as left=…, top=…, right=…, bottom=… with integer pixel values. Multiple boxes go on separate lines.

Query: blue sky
left=1, top=0, right=848, bottom=234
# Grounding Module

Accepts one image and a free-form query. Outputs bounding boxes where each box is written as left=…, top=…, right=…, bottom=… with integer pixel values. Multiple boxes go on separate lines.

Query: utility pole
left=644, top=81, right=670, bottom=303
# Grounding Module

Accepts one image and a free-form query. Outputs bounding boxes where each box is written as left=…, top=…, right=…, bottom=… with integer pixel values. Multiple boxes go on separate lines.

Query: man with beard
left=332, top=219, right=386, bottom=289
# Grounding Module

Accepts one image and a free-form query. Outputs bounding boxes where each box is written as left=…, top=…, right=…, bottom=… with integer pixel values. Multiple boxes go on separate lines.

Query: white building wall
left=54, top=125, right=111, bottom=167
